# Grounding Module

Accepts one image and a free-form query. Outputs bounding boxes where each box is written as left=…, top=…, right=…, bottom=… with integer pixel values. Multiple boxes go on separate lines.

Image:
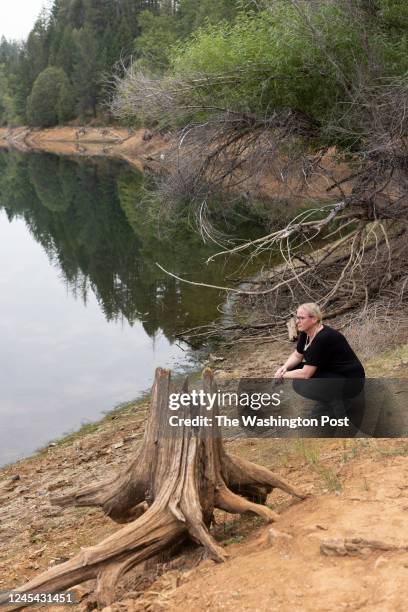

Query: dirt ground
left=0, top=126, right=168, bottom=172
left=1, top=339, right=408, bottom=612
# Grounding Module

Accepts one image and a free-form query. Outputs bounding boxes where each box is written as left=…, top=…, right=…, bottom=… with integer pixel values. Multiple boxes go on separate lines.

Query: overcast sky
left=0, top=0, right=49, bottom=41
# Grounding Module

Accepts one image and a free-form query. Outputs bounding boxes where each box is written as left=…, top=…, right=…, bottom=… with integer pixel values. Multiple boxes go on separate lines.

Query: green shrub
left=122, top=1, right=408, bottom=137
left=170, top=4, right=371, bottom=121
left=27, top=66, right=75, bottom=127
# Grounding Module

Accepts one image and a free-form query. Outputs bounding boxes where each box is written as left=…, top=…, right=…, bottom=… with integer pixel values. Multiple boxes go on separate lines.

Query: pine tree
left=57, top=72, right=76, bottom=122
left=27, top=66, right=70, bottom=127
left=72, top=26, right=99, bottom=119
left=56, top=27, right=78, bottom=76
left=12, top=50, right=33, bottom=121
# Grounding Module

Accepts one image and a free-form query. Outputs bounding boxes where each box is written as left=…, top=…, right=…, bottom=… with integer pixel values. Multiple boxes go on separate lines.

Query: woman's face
left=296, top=307, right=317, bottom=333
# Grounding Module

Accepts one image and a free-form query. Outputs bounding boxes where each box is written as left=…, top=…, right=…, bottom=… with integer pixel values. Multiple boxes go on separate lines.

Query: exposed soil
left=156, top=444, right=408, bottom=612
left=0, top=126, right=168, bottom=172
left=1, top=340, right=408, bottom=611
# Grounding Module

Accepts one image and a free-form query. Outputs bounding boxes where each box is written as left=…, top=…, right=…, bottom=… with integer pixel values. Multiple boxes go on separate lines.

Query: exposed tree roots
left=1, top=368, right=305, bottom=610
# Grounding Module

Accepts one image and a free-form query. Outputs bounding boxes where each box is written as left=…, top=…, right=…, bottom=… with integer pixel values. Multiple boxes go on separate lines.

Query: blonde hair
left=298, top=302, right=323, bottom=323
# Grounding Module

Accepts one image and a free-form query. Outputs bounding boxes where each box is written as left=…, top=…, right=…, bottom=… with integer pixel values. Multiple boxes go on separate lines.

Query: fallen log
left=1, top=368, right=305, bottom=610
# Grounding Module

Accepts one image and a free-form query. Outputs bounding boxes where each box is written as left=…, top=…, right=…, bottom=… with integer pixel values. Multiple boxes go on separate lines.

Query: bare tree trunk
left=1, top=368, right=305, bottom=610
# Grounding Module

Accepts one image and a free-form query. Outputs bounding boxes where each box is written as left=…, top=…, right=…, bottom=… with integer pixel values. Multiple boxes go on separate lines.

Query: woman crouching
left=274, top=303, right=365, bottom=427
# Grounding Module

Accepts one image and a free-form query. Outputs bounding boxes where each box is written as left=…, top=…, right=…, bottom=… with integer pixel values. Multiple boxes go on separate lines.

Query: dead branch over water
left=112, top=2, right=408, bottom=340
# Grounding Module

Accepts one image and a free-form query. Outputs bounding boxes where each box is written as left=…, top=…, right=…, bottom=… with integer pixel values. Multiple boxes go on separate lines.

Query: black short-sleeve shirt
left=296, top=325, right=365, bottom=378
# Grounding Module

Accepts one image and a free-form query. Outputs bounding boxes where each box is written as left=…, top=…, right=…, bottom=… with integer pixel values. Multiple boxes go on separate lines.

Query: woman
left=274, top=303, right=365, bottom=421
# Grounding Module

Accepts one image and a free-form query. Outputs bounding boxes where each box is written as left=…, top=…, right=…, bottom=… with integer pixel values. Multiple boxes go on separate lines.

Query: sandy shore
left=0, top=125, right=168, bottom=172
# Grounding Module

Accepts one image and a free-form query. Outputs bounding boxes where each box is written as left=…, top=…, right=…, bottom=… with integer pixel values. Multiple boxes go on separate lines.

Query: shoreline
left=0, top=395, right=147, bottom=472
left=1, top=334, right=408, bottom=604
left=0, top=125, right=168, bottom=172
left=2, top=125, right=408, bottom=609
left=0, top=362, right=205, bottom=471
left=2, top=336, right=407, bottom=472
left=1, top=338, right=408, bottom=596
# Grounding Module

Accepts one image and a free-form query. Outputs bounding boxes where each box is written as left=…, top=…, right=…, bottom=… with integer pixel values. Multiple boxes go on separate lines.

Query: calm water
left=0, top=151, right=263, bottom=466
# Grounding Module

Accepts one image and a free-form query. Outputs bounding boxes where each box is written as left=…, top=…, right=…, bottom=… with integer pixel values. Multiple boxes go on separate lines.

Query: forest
left=0, top=0, right=240, bottom=126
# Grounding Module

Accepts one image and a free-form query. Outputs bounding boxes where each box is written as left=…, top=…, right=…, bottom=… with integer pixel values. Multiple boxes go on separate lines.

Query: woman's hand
left=274, top=365, right=287, bottom=379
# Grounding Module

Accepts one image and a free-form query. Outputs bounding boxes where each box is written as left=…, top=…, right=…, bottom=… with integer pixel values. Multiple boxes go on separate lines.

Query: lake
left=0, top=150, right=264, bottom=466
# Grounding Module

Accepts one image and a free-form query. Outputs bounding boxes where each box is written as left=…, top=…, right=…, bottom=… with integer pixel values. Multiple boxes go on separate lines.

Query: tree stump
left=2, top=368, right=306, bottom=610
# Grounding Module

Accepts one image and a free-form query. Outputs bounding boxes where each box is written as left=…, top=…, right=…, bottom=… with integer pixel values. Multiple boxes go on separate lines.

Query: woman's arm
left=283, top=364, right=317, bottom=379
left=274, top=350, right=304, bottom=378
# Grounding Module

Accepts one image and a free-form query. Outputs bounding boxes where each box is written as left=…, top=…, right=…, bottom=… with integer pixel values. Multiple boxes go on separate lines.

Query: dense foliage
left=115, top=0, right=408, bottom=139
left=0, top=0, right=242, bottom=127
left=27, top=67, right=75, bottom=126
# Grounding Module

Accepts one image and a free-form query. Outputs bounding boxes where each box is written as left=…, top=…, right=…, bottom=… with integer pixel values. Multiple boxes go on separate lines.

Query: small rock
left=28, top=546, right=47, bottom=559
left=123, top=434, right=138, bottom=443
left=48, top=479, right=72, bottom=492
left=209, top=354, right=225, bottom=362
left=267, top=528, right=293, bottom=546
left=374, top=556, right=387, bottom=569
left=71, top=583, right=94, bottom=603
left=43, top=507, right=63, bottom=518
left=112, top=441, right=124, bottom=449
left=0, top=476, right=21, bottom=491
left=50, top=556, right=70, bottom=566
left=320, top=539, right=347, bottom=556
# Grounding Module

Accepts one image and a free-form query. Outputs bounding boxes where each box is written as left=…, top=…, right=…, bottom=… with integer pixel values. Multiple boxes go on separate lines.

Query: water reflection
left=0, top=151, right=267, bottom=465
left=0, top=151, right=258, bottom=341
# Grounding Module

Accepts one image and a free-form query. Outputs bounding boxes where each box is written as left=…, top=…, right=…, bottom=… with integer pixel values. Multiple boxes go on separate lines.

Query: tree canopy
left=0, top=0, right=244, bottom=126
left=27, top=66, right=75, bottom=126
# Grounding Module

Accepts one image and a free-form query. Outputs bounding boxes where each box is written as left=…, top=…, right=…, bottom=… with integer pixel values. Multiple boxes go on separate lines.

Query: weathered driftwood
left=2, top=368, right=305, bottom=610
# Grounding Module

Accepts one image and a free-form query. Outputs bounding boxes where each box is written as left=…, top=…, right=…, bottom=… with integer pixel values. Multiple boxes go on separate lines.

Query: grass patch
left=365, top=343, right=408, bottom=377
left=376, top=441, right=408, bottom=457
left=294, top=439, right=343, bottom=492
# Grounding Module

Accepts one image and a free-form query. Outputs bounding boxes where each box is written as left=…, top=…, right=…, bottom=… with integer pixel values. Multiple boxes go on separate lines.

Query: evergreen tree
left=0, top=0, right=245, bottom=124
left=12, top=50, right=33, bottom=122
left=68, top=0, right=86, bottom=29
left=55, top=27, right=78, bottom=76
left=27, top=66, right=71, bottom=127
left=57, top=72, right=76, bottom=122
left=72, top=26, right=99, bottom=119
left=134, top=11, right=180, bottom=70
left=25, top=12, right=50, bottom=83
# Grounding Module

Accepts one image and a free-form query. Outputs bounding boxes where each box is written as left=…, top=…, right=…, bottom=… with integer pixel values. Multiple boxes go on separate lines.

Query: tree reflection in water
left=0, top=151, right=267, bottom=345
